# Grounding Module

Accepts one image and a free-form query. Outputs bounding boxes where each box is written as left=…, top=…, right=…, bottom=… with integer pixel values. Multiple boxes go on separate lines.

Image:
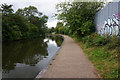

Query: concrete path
left=39, top=35, right=99, bottom=78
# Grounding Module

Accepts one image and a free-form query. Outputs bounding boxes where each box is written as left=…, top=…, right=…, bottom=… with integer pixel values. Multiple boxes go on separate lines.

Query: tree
left=23, top=6, right=38, bottom=17
left=15, top=9, right=24, bottom=16
left=56, top=22, right=63, bottom=28
left=1, top=4, right=48, bottom=40
left=0, top=3, right=13, bottom=15
left=55, top=1, right=104, bottom=37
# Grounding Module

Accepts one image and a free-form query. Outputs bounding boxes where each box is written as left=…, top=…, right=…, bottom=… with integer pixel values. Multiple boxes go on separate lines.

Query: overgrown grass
left=73, top=33, right=119, bottom=78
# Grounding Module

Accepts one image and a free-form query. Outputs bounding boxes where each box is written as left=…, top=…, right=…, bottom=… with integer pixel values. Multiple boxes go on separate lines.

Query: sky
left=0, top=0, right=115, bottom=28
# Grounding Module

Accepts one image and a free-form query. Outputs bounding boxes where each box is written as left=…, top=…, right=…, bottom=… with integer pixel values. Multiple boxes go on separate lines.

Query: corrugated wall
left=94, top=1, right=120, bottom=36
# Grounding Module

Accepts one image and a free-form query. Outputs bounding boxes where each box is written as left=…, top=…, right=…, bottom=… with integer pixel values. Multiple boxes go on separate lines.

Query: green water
left=2, top=35, right=63, bottom=78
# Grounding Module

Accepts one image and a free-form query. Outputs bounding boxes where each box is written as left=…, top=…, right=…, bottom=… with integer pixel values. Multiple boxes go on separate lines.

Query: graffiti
left=113, top=12, right=120, bottom=21
left=100, top=13, right=120, bottom=36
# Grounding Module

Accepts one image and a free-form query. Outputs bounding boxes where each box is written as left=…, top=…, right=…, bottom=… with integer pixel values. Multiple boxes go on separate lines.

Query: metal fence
left=94, top=1, right=120, bottom=36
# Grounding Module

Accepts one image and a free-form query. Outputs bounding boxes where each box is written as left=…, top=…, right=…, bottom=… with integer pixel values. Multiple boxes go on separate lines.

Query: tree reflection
left=2, top=35, right=64, bottom=74
left=2, top=37, right=48, bottom=73
left=48, top=35, right=64, bottom=47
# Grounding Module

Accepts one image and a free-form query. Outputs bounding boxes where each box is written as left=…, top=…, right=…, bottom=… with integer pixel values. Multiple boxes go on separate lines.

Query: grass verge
left=73, top=37, right=118, bottom=78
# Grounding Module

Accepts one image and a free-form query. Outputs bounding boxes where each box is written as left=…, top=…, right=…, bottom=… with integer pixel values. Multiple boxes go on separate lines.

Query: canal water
left=2, top=35, right=63, bottom=78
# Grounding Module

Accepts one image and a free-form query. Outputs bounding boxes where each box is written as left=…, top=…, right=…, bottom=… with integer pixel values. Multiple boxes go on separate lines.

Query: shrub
left=106, top=35, right=120, bottom=50
left=80, top=20, right=94, bottom=36
left=106, top=43, right=116, bottom=50
left=82, top=33, right=108, bottom=47
left=82, top=36, right=89, bottom=43
left=94, top=36, right=108, bottom=46
left=111, top=35, right=120, bottom=47
left=9, top=25, right=22, bottom=40
left=86, top=36, right=94, bottom=48
left=82, top=33, right=120, bottom=49
left=116, top=47, right=120, bottom=54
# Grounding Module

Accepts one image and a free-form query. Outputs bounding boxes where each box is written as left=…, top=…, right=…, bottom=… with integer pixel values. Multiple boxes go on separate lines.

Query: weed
left=49, top=63, right=52, bottom=65
left=74, top=36, right=118, bottom=78
left=52, top=59, right=55, bottom=60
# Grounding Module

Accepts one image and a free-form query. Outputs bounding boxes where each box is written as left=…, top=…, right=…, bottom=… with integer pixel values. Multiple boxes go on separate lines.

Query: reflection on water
left=2, top=35, right=63, bottom=78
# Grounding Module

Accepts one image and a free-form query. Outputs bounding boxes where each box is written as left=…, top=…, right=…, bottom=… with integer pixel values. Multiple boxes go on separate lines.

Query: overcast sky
left=0, top=0, right=115, bottom=28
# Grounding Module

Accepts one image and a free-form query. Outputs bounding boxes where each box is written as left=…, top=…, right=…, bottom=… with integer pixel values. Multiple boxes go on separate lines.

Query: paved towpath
left=37, top=35, right=100, bottom=78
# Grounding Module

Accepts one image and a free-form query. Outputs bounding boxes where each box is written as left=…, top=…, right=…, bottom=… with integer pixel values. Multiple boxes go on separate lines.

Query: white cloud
left=0, top=0, right=116, bottom=28
left=47, top=20, right=58, bottom=28
left=0, top=0, right=61, bottom=28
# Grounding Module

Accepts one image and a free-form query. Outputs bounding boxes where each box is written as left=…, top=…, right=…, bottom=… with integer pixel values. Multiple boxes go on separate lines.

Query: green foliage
left=1, top=4, right=49, bottom=40
left=111, top=35, right=120, bottom=47
left=94, top=36, right=108, bottom=46
left=0, top=3, right=13, bottom=15
left=106, top=43, right=116, bottom=50
left=82, top=33, right=109, bottom=47
left=82, top=36, right=89, bottom=43
left=81, top=33, right=120, bottom=55
left=89, top=48, right=110, bottom=59
left=79, top=20, right=94, bottom=36
left=55, top=1, right=103, bottom=37
left=86, top=37, right=94, bottom=48
left=106, top=35, right=120, bottom=50
left=64, top=27, right=69, bottom=35
left=49, top=27, right=55, bottom=33
left=56, top=22, right=63, bottom=28
left=87, top=47, right=118, bottom=78
left=77, top=39, right=118, bottom=78
left=116, top=47, right=120, bottom=54
left=10, top=25, right=22, bottom=40
left=54, top=22, right=70, bottom=35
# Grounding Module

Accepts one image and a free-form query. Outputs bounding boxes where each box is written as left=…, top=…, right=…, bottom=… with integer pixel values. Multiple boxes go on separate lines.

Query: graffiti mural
left=113, top=12, right=120, bottom=21
left=100, top=13, right=120, bottom=36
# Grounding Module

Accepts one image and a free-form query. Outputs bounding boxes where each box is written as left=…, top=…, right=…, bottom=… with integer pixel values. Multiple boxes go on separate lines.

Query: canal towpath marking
left=36, top=35, right=100, bottom=78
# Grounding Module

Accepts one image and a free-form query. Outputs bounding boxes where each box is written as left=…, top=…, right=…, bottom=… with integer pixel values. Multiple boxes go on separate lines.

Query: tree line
left=52, top=1, right=104, bottom=37
left=1, top=4, right=49, bottom=40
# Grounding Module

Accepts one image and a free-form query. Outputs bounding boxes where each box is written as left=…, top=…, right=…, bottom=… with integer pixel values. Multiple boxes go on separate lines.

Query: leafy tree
left=56, top=22, right=63, bottom=28
left=15, top=9, right=24, bottom=16
left=55, top=22, right=64, bottom=33
left=0, top=3, right=13, bottom=15
left=49, top=27, right=55, bottom=33
left=23, top=6, right=38, bottom=17
left=1, top=4, right=48, bottom=40
left=55, top=1, right=104, bottom=37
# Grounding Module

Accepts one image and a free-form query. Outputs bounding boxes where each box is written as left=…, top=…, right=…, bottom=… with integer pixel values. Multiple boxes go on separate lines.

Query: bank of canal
left=2, top=35, right=64, bottom=78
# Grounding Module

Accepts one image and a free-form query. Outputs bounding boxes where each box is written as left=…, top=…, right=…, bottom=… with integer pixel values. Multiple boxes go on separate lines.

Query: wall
left=94, top=1, right=120, bottom=36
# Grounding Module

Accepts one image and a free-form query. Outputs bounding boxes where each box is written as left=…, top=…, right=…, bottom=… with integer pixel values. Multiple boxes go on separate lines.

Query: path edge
left=35, top=34, right=65, bottom=79
left=71, top=36, right=102, bottom=78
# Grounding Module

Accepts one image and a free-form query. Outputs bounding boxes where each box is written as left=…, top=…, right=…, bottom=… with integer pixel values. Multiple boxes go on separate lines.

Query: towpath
left=37, top=35, right=99, bottom=78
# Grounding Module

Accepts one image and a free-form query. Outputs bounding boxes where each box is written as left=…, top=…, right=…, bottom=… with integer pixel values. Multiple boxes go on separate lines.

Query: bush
left=9, top=25, right=22, bottom=40
left=86, top=36, right=94, bottom=48
left=106, top=35, right=120, bottom=50
left=82, top=33, right=108, bottom=47
left=116, top=47, right=120, bottom=54
left=94, top=36, right=108, bottom=46
left=81, top=33, right=120, bottom=50
left=106, top=43, right=116, bottom=50
left=82, top=36, right=89, bottom=43
left=80, top=20, right=94, bottom=36
left=111, top=35, right=120, bottom=47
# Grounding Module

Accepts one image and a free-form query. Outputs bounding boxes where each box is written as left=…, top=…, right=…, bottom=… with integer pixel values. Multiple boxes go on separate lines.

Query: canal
left=2, top=35, right=64, bottom=78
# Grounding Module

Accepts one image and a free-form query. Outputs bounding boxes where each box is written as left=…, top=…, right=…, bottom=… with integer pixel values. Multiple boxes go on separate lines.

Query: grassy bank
left=72, top=33, right=119, bottom=78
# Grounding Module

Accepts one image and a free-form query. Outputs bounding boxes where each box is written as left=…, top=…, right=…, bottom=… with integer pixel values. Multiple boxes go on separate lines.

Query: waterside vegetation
left=52, top=1, right=119, bottom=78
left=1, top=4, right=49, bottom=41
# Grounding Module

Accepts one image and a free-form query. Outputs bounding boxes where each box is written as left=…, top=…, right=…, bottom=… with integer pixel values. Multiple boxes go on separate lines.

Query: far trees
left=1, top=4, right=49, bottom=40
